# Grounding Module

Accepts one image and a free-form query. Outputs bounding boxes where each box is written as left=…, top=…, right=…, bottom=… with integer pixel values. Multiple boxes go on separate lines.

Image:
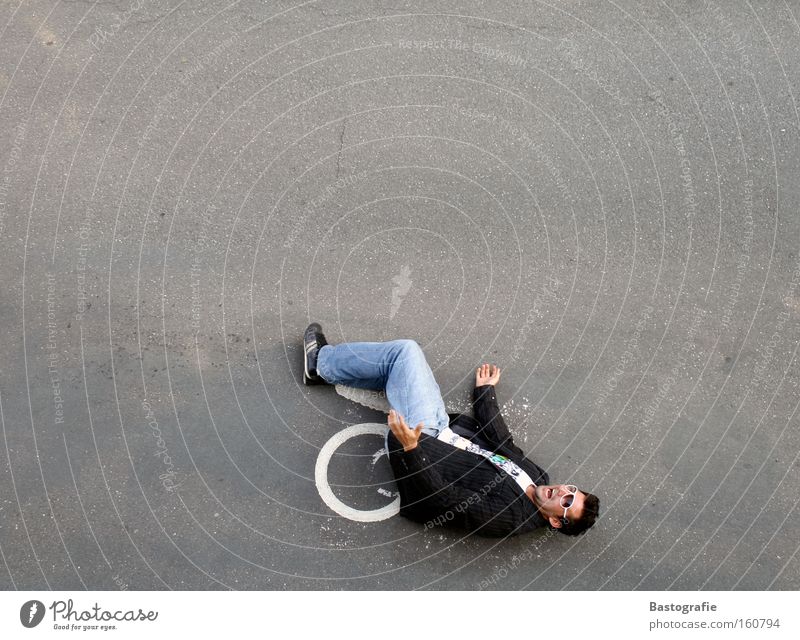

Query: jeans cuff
left=316, top=345, right=330, bottom=382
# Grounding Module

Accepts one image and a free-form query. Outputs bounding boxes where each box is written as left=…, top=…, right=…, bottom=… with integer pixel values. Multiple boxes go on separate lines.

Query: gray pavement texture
left=0, top=0, right=798, bottom=591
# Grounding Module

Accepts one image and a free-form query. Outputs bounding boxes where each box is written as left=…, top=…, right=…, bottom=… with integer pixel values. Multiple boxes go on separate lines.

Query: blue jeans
left=316, top=339, right=450, bottom=449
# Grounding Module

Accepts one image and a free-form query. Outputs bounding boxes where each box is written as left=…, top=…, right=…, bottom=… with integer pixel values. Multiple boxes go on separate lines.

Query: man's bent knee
left=394, top=339, right=422, bottom=356
left=399, top=338, right=420, bottom=349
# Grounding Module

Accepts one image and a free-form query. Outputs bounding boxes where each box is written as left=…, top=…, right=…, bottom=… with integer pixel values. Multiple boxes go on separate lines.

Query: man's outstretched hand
left=476, top=363, right=501, bottom=387
left=388, top=409, right=424, bottom=452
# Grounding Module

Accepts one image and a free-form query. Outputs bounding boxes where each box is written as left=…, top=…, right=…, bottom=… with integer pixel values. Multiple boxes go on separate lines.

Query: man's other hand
left=388, top=409, right=424, bottom=452
left=475, top=363, right=501, bottom=387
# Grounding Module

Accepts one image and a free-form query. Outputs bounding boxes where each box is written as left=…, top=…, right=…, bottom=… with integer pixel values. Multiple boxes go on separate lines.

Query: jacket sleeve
left=388, top=434, right=485, bottom=525
left=472, top=385, right=525, bottom=457
left=392, top=442, right=481, bottom=508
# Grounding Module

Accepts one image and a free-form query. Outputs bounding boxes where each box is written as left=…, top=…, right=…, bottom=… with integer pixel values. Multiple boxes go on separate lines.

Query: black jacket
left=387, top=385, right=549, bottom=537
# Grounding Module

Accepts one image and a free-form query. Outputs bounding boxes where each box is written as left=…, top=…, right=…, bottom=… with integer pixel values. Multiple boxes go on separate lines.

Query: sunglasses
left=560, top=485, right=578, bottom=524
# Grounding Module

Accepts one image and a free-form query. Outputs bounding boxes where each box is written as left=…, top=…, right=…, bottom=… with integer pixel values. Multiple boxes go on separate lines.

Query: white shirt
left=436, top=426, right=535, bottom=494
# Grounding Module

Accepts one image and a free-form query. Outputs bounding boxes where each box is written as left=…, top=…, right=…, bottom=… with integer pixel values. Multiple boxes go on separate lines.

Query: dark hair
left=557, top=491, right=600, bottom=536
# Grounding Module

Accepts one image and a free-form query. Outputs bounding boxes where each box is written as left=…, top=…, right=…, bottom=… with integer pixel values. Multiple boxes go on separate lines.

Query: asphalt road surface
left=1, top=0, right=798, bottom=590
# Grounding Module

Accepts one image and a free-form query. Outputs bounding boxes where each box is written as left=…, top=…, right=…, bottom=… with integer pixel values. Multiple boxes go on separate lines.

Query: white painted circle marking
left=315, top=423, right=400, bottom=522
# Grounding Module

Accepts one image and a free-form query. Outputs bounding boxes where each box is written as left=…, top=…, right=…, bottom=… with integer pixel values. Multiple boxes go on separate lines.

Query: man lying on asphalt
left=302, top=323, right=600, bottom=538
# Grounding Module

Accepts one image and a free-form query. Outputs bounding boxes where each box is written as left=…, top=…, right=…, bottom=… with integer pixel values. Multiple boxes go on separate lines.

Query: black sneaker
left=303, top=322, right=330, bottom=385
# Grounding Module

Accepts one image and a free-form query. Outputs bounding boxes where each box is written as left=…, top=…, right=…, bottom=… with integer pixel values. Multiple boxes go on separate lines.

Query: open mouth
left=547, top=488, right=554, bottom=499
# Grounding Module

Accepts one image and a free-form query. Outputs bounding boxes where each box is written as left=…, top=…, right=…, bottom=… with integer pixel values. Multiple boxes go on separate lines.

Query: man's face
left=532, top=484, right=585, bottom=528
